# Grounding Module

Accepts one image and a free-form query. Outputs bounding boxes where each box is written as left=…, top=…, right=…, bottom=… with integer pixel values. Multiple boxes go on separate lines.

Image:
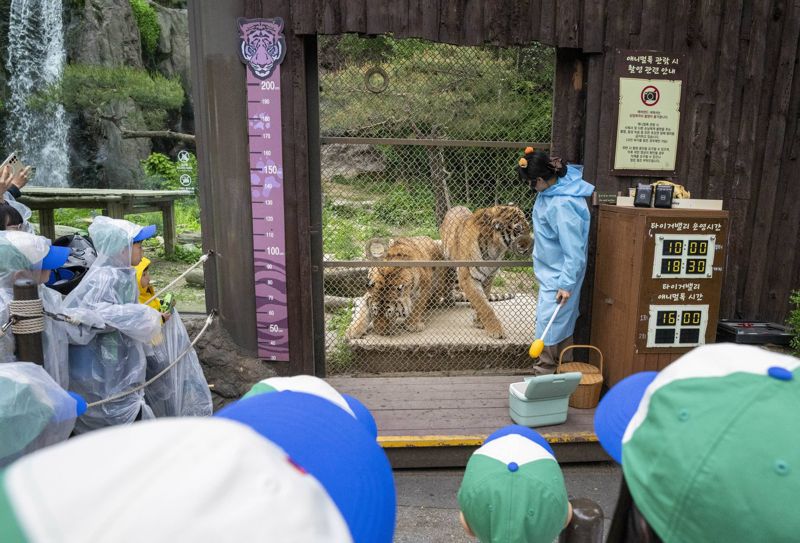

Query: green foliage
left=142, top=152, right=197, bottom=190
left=327, top=304, right=355, bottom=372
left=789, top=290, right=800, bottom=356
left=34, top=64, right=183, bottom=118
left=129, top=0, right=161, bottom=62
left=372, top=185, right=436, bottom=227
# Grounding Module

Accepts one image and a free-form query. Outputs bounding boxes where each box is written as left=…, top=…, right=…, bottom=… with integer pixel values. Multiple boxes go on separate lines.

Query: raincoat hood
left=539, top=165, right=595, bottom=198
left=134, top=257, right=161, bottom=311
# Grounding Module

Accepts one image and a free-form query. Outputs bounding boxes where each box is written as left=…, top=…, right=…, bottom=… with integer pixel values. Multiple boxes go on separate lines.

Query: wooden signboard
left=591, top=205, right=729, bottom=386
left=611, top=50, right=687, bottom=177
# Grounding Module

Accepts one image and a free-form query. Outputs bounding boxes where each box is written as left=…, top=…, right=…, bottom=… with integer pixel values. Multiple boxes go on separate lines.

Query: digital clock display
left=647, top=305, right=709, bottom=348
left=652, top=234, right=715, bottom=279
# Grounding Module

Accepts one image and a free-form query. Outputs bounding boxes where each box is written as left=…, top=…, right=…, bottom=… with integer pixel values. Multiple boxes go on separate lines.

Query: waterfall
left=4, top=0, right=69, bottom=187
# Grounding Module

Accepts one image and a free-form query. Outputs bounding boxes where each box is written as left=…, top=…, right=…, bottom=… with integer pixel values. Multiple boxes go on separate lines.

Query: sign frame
left=610, top=49, right=687, bottom=177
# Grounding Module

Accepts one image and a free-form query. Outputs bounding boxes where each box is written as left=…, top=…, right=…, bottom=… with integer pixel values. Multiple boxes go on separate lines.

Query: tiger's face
left=237, top=18, right=286, bottom=79
left=485, top=206, right=532, bottom=256
left=367, top=267, right=417, bottom=334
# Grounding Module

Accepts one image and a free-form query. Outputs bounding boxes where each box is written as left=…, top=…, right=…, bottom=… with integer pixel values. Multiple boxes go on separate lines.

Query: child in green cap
left=458, top=425, right=572, bottom=543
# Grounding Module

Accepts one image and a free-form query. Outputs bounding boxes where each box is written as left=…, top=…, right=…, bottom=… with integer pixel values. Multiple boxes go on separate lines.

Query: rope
left=142, top=252, right=212, bottom=306
left=87, top=310, right=216, bottom=408
left=9, top=299, right=45, bottom=334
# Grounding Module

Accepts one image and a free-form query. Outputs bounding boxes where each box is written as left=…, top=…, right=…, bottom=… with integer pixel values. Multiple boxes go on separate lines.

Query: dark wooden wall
left=190, top=0, right=800, bottom=368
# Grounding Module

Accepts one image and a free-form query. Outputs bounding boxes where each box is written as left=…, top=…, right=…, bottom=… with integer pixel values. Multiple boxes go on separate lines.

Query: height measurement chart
left=238, top=17, right=288, bottom=360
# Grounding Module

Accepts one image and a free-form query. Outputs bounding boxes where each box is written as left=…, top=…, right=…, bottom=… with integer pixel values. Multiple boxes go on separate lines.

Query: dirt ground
left=143, top=252, right=207, bottom=314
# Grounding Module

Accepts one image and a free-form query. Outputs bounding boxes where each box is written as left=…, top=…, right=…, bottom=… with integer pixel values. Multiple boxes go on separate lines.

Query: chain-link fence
left=319, top=35, right=555, bottom=375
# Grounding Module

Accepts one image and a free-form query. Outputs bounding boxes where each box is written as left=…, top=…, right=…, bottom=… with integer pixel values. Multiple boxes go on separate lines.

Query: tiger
left=440, top=205, right=532, bottom=339
left=345, top=236, right=455, bottom=339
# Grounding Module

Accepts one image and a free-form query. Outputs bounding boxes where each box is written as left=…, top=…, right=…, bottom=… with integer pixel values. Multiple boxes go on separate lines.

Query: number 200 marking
left=260, top=81, right=276, bottom=90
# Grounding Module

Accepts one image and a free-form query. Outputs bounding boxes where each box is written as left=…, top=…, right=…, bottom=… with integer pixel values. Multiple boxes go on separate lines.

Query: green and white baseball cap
left=0, top=418, right=353, bottom=543
left=457, top=425, right=569, bottom=543
left=594, top=343, right=800, bottom=543
left=243, top=375, right=378, bottom=438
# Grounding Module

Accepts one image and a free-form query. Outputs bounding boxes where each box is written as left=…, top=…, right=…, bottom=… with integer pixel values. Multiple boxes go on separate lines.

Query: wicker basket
left=556, top=344, right=604, bottom=409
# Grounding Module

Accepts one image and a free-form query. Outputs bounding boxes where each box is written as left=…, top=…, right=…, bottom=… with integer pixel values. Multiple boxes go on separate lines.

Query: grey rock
left=181, top=242, right=199, bottom=252
left=177, top=231, right=202, bottom=244
left=152, top=3, right=193, bottom=134
left=65, top=0, right=151, bottom=188
left=185, top=268, right=204, bottom=287
left=55, top=225, right=82, bottom=237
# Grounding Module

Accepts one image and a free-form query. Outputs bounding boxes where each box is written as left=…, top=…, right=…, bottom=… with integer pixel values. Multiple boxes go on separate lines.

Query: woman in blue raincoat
left=518, top=149, right=594, bottom=374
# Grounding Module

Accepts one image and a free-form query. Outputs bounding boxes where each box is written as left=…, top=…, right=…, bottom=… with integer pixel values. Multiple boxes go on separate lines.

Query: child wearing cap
left=457, top=425, right=572, bottom=543
left=61, top=217, right=163, bottom=433
left=135, top=256, right=213, bottom=418
left=0, top=418, right=354, bottom=542
left=595, top=343, right=800, bottom=543
left=0, top=231, right=72, bottom=388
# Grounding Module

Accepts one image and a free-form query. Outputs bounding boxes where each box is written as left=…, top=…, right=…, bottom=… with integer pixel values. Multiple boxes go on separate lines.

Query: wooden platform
left=328, top=374, right=609, bottom=468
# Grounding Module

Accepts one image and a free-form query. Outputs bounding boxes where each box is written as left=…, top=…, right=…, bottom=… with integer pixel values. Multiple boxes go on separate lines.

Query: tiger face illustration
left=237, top=18, right=286, bottom=79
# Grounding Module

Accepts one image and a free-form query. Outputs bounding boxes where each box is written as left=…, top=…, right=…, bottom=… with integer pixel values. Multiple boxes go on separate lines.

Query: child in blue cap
left=0, top=231, right=72, bottom=387
left=61, top=217, right=163, bottom=433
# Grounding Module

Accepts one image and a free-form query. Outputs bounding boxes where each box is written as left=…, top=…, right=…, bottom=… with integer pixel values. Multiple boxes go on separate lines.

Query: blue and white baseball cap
left=242, top=375, right=378, bottom=438
left=132, top=224, right=157, bottom=243
left=0, top=418, right=353, bottom=542
left=457, top=425, right=570, bottom=543
left=594, top=344, right=800, bottom=543
left=0, top=232, right=69, bottom=272
left=216, top=390, right=396, bottom=543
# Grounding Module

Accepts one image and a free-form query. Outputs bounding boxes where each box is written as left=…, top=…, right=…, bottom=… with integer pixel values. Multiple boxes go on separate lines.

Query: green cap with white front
left=457, top=426, right=569, bottom=543
left=595, top=343, right=800, bottom=543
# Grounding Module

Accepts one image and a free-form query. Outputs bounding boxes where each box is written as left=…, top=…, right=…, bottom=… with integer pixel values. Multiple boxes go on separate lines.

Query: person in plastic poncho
left=135, top=257, right=213, bottom=418
left=62, top=217, right=163, bottom=434
left=0, top=231, right=72, bottom=388
left=0, top=162, right=35, bottom=234
left=518, top=149, right=595, bottom=375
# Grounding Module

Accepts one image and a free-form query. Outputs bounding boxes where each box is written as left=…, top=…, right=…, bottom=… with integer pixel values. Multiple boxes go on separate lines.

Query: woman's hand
left=12, top=166, right=32, bottom=190
left=556, top=289, right=571, bottom=305
left=0, top=165, right=13, bottom=202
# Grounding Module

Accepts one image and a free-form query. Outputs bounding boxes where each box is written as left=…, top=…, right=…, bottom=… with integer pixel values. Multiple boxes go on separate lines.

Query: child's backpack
left=46, top=234, right=98, bottom=295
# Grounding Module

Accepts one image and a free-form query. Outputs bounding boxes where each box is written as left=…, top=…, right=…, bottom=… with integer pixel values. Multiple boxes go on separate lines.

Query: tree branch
left=119, top=128, right=196, bottom=144
left=98, top=115, right=196, bottom=144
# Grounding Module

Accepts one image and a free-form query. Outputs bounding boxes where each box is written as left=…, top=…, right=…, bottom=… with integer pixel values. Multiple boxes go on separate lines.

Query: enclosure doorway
left=318, top=35, right=555, bottom=375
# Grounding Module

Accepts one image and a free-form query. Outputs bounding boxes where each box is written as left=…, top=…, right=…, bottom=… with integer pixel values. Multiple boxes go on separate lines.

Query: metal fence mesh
left=319, top=35, right=555, bottom=375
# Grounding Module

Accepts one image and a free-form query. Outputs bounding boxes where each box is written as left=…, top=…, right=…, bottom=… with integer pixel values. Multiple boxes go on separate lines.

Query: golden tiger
left=345, top=236, right=454, bottom=339
left=440, top=205, right=532, bottom=339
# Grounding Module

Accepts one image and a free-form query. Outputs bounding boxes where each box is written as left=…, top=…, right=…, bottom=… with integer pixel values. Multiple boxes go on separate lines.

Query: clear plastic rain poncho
left=61, top=217, right=162, bottom=434
left=0, top=362, right=82, bottom=467
left=144, top=309, right=213, bottom=417
left=0, top=231, right=70, bottom=388
left=3, top=191, right=35, bottom=233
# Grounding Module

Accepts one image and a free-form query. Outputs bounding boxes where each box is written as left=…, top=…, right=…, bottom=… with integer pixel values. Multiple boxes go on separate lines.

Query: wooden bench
left=18, top=188, right=194, bottom=257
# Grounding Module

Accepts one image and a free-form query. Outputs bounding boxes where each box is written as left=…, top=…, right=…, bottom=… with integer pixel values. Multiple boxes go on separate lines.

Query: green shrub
left=788, top=290, right=800, bottom=356
left=142, top=152, right=197, bottom=190
left=130, top=0, right=160, bottom=62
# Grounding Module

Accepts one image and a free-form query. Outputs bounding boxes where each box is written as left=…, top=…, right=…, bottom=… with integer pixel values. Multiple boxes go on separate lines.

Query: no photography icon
left=641, top=85, right=660, bottom=106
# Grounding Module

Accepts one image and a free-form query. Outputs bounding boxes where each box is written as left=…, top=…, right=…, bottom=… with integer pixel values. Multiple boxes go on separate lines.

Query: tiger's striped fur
left=440, top=205, right=532, bottom=339
left=345, top=236, right=455, bottom=339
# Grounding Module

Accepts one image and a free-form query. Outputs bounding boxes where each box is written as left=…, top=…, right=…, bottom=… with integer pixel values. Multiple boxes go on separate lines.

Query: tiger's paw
left=404, top=321, right=425, bottom=333
left=486, top=327, right=505, bottom=339
left=472, top=315, right=484, bottom=329
left=345, top=327, right=366, bottom=340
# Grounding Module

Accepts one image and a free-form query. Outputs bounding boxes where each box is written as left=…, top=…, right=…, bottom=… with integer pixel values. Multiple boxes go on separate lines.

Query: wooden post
left=37, top=209, right=56, bottom=240
left=12, top=279, right=44, bottom=365
left=161, top=202, right=176, bottom=258
left=106, top=202, right=126, bottom=219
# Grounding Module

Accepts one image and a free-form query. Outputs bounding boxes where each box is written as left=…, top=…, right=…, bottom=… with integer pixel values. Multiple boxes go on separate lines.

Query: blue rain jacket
left=532, top=165, right=594, bottom=345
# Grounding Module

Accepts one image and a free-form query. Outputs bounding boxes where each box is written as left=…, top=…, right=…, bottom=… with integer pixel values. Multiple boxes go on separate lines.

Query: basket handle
left=556, top=344, right=604, bottom=374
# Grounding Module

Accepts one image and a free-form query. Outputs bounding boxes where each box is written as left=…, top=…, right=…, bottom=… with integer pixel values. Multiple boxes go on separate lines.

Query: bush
left=130, top=0, right=160, bottom=62
left=788, top=290, right=800, bottom=356
left=142, top=152, right=197, bottom=191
